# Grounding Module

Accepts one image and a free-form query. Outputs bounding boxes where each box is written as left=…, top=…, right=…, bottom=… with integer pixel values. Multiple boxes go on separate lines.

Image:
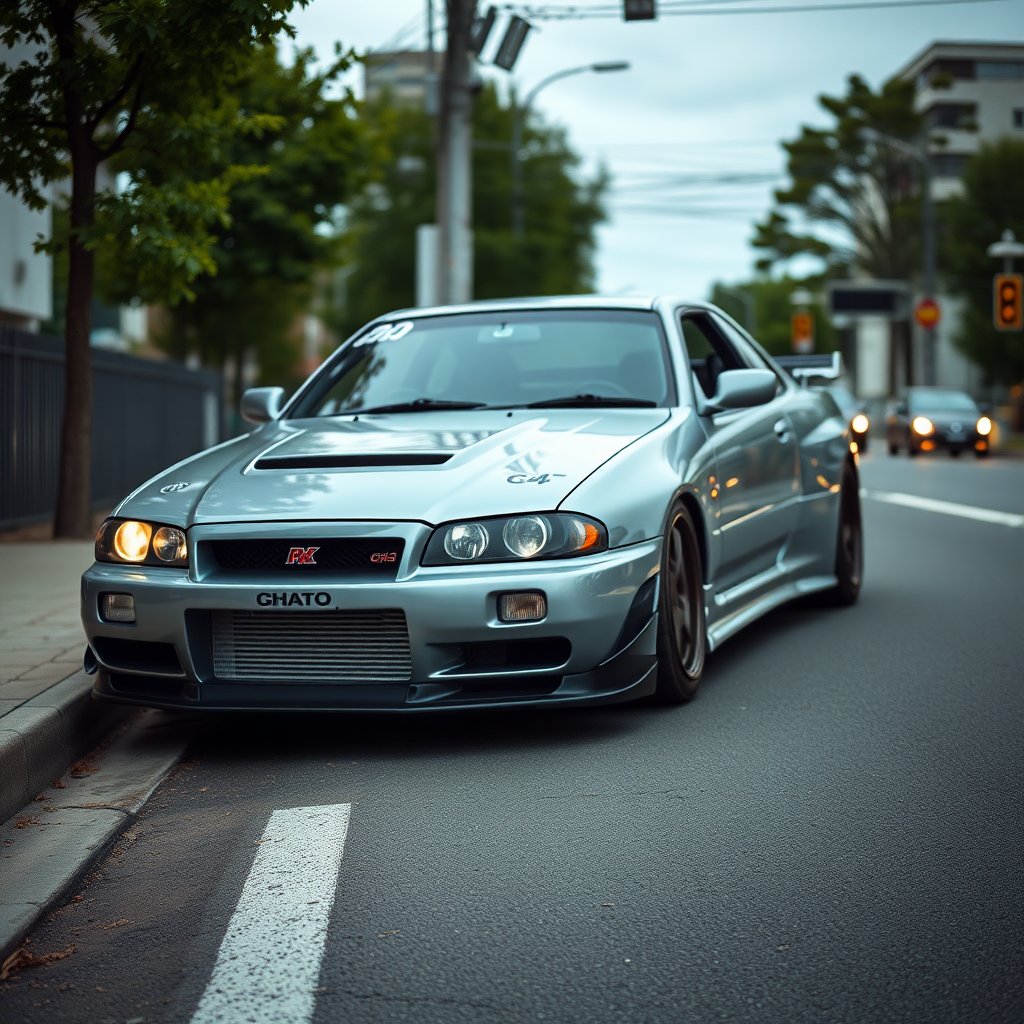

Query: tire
left=975, top=448, right=990, bottom=459
left=908, top=445, right=920, bottom=457
left=888, top=442, right=898, bottom=456
left=652, top=502, right=706, bottom=704
left=822, top=460, right=863, bottom=606
left=950, top=449, right=961, bottom=458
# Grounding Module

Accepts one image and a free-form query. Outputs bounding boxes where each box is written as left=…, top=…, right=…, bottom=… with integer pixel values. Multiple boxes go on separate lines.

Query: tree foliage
left=709, top=278, right=837, bottom=357
left=101, top=43, right=384, bottom=397
left=942, top=138, right=1024, bottom=385
left=338, top=81, right=607, bottom=334
left=753, top=74, right=924, bottom=281
left=0, top=0, right=301, bottom=536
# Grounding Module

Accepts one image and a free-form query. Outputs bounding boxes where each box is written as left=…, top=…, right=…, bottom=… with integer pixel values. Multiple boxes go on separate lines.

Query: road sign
left=914, top=297, right=941, bottom=329
left=994, top=274, right=1023, bottom=332
left=623, top=0, right=657, bottom=19
left=827, top=280, right=909, bottom=320
left=791, top=312, right=814, bottom=354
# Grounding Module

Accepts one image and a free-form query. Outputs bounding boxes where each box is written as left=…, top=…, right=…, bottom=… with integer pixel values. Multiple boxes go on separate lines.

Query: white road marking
left=863, top=489, right=1024, bottom=529
left=191, top=803, right=351, bottom=1024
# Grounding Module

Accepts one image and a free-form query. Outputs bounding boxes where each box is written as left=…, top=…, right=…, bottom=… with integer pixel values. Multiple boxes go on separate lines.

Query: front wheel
left=652, top=502, right=706, bottom=704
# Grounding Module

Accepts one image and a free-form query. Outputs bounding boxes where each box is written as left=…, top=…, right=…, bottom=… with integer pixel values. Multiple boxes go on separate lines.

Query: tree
left=338, top=81, right=606, bottom=334
left=752, top=74, right=923, bottom=281
left=0, top=0, right=299, bottom=537
left=100, top=43, right=384, bottom=412
left=942, top=138, right=1024, bottom=387
left=710, top=277, right=837, bottom=358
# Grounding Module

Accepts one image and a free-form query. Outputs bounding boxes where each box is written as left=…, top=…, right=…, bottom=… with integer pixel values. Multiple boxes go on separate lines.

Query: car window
left=678, top=313, right=744, bottom=398
left=288, top=309, right=675, bottom=416
left=909, top=390, right=978, bottom=413
left=712, top=315, right=789, bottom=394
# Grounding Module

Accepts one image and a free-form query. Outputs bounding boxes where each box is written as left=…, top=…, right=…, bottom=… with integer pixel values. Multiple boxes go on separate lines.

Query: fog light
left=499, top=592, right=546, bottom=622
left=102, top=593, right=135, bottom=623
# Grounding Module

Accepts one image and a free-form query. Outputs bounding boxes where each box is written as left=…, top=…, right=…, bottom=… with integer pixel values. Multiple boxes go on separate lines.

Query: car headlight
left=851, top=414, right=869, bottom=434
left=911, top=416, right=934, bottom=436
left=976, top=416, right=992, bottom=436
left=423, top=513, right=607, bottom=566
left=95, top=518, right=189, bottom=567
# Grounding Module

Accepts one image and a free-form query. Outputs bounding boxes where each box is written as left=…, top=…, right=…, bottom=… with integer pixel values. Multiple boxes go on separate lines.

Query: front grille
left=208, top=538, right=404, bottom=577
left=211, top=609, right=412, bottom=682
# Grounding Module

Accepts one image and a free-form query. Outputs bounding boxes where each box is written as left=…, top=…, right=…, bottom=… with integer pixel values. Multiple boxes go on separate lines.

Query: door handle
left=773, top=419, right=790, bottom=441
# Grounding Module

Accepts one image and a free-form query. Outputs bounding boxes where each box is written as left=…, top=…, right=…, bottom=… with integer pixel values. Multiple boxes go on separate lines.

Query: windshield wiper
left=353, top=398, right=487, bottom=414
left=525, top=394, right=658, bottom=409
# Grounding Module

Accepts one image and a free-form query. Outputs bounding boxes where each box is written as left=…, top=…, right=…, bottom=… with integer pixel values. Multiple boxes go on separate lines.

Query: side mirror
left=241, top=386, right=285, bottom=424
left=896, top=401, right=908, bottom=417
left=704, top=369, right=777, bottom=414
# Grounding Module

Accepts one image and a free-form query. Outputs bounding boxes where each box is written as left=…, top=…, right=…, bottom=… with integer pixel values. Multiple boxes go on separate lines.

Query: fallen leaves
left=378, top=930, right=400, bottom=937
left=13, top=816, right=41, bottom=829
left=0, top=942, right=76, bottom=981
left=69, top=757, right=100, bottom=778
left=99, top=920, right=131, bottom=930
left=51, top=779, right=66, bottom=790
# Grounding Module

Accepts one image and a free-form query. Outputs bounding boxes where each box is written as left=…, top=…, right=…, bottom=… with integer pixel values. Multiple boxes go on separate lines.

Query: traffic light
left=791, top=312, right=814, bottom=353
left=994, top=274, right=1023, bottom=331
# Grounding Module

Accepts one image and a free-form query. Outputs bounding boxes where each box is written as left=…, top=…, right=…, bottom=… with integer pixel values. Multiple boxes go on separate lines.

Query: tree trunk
left=53, top=150, right=98, bottom=538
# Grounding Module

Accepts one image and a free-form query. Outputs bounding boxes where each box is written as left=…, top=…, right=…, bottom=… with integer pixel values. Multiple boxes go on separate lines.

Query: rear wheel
left=888, top=442, right=899, bottom=455
left=822, top=460, right=863, bottom=606
left=653, top=502, right=706, bottom=704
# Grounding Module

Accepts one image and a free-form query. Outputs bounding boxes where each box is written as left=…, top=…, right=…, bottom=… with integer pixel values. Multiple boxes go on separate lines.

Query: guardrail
left=0, top=327, right=222, bottom=531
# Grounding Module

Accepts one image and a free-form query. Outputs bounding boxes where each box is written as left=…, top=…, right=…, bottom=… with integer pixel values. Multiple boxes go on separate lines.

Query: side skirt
left=705, top=574, right=837, bottom=653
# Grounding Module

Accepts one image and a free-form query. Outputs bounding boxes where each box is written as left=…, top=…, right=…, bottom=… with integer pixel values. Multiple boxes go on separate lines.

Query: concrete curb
left=0, top=671, right=133, bottom=827
left=0, top=709, right=194, bottom=963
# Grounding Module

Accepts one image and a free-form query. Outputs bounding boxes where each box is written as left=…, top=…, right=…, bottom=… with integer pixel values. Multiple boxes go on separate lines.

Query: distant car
left=81, top=297, right=861, bottom=712
left=886, top=387, right=992, bottom=458
left=827, top=385, right=870, bottom=454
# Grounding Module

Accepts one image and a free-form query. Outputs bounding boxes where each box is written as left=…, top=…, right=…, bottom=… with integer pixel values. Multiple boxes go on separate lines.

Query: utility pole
left=436, top=0, right=477, bottom=305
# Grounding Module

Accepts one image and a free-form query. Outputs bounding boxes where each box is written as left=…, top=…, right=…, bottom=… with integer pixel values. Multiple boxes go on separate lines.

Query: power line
left=509, top=0, right=1011, bottom=18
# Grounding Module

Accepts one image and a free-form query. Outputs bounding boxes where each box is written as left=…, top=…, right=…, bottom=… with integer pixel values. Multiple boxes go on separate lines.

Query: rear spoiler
left=774, top=351, right=842, bottom=384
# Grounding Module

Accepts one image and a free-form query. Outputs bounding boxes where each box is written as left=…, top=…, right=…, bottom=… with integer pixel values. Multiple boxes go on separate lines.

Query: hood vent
left=254, top=453, right=453, bottom=470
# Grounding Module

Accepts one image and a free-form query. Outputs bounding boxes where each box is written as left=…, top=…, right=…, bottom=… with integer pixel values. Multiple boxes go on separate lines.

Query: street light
left=859, top=127, right=938, bottom=386
left=511, top=62, right=630, bottom=236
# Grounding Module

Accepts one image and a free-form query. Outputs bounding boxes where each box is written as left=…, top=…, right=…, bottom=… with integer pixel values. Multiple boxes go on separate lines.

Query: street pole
left=921, top=150, right=937, bottom=387
left=436, top=0, right=476, bottom=305
left=511, top=62, right=628, bottom=238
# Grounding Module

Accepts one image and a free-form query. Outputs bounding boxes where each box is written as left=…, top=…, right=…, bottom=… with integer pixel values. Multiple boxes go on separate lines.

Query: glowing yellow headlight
left=912, top=416, right=934, bottom=436
left=851, top=414, right=869, bottom=434
left=976, top=416, right=992, bottom=436
left=113, top=520, right=152, bottom=562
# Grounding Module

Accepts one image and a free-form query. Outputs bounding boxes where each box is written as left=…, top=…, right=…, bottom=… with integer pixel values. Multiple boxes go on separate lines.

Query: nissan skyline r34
left=81, top=297, right=862, bottom=711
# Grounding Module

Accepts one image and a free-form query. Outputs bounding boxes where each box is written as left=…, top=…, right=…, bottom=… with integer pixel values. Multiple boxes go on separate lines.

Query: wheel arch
left=676, top=490, right=708, bottom=585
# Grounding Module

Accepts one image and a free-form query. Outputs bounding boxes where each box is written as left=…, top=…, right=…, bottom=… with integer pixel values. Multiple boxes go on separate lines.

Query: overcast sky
left=284, top=0, right=1021, bottom=301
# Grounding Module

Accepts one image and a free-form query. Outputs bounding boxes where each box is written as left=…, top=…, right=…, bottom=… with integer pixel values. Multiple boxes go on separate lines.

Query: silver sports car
left=81, top=296, right=862, bottom=711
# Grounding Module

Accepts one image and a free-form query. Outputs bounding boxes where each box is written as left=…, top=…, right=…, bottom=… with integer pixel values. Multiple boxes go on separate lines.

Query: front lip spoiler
left=89, top=616, right=659, bottom=712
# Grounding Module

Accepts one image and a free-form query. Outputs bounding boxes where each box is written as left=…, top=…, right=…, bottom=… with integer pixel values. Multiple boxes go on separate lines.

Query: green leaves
left=753, top=73, right=923, bottom=281
left=942, top=139, right=1024, bottom=384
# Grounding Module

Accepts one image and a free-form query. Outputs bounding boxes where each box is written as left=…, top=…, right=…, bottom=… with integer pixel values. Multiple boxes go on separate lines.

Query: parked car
left=886, top=387, right=992, bottom=458
left=82, top=297, right=861, bottom=712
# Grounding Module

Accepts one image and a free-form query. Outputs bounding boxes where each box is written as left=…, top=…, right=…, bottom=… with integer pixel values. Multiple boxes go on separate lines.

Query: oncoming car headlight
left=96, top=519, right=189, bottom=567
left=423, top=513, right=607, bottom=566
left=851, top=414, right=869, bottom=434
left=912, top=416, right=934, bottom=436
left=976, top=416, right=993, bottom=436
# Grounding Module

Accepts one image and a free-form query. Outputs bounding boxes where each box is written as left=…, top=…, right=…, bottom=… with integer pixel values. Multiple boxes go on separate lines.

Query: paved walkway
left=0, top=542, right=94, bottom=719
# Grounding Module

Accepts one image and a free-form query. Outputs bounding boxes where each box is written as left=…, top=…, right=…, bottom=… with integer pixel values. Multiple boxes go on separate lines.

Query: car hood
left=117, top=409, right=670, bottom=527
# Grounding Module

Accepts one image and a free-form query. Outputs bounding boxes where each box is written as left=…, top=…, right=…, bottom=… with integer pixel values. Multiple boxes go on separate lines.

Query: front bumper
left=82, top=521, right=661, bottom=711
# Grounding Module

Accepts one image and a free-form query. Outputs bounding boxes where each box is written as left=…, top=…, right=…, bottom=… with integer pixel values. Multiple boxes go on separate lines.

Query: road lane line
left=863, top=489, right=1024, bottom=528
left=191, top=803, right=351, bottom=1024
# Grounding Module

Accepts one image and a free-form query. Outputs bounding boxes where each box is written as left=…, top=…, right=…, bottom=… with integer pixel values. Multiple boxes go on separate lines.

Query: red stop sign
left=914, top=297, right=941, bottom=329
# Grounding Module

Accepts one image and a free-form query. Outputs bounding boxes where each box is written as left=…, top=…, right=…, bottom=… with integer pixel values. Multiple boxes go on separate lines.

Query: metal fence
left=1, top=327, right=222, bottom=530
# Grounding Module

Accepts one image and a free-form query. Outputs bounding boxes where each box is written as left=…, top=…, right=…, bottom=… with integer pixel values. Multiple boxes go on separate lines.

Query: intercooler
left=211, top=609, right=412, bottom=682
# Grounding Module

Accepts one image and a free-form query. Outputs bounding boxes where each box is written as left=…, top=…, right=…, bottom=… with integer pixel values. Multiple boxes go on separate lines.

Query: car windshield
left=909, top=390, right=977, bottom=413
left=287, top=309, right=673, bottom=417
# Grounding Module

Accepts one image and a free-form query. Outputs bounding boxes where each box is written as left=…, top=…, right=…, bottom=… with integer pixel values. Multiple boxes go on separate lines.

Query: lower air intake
left=211, top=609, right=412, bottom=682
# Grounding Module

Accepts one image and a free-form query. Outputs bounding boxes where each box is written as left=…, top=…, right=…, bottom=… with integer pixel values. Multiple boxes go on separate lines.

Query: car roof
left=375, top=295, right=717, bottom=320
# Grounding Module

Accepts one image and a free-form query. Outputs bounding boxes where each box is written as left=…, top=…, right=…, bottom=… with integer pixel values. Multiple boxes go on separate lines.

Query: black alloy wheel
left=653, top=502, right=706, bottom=703
left=823, top=459, right=863, bottom=606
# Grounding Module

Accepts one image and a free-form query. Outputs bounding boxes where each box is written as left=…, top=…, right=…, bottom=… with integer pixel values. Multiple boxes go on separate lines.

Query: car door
left=681, top=311, right=800, bottom=589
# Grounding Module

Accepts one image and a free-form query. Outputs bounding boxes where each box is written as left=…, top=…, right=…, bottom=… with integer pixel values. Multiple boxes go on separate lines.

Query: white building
left=0, top=188, right=52, bottom=331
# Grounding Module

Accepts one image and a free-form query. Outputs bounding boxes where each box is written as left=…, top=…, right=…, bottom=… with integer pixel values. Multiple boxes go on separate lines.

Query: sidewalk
left=0, top=543, right=131, bottom=825
left=0, top=543, right=94, bottom=715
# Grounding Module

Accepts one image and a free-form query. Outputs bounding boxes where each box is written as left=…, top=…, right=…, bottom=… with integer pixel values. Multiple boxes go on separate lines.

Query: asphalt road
left=3, top=450, right=1022, bottom=1024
